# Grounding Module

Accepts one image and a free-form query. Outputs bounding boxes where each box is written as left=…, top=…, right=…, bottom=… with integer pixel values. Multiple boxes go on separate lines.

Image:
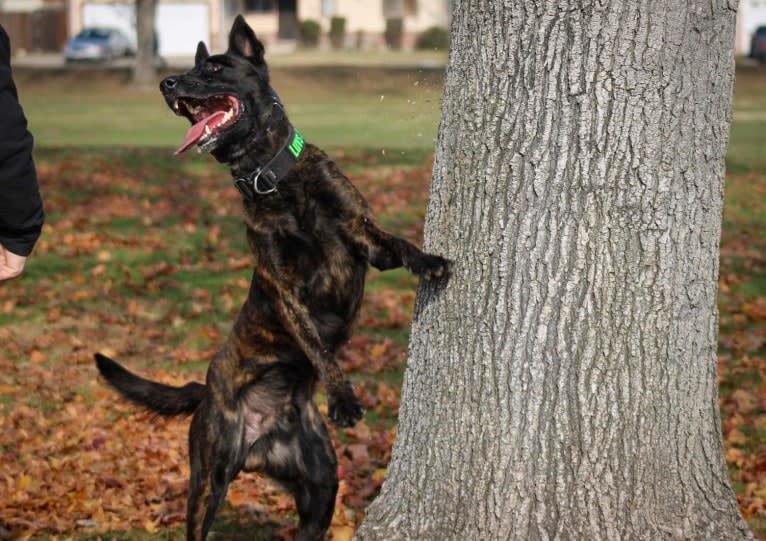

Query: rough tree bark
left=356, top=1, right=753, bottom=540
left=132, top=0, right=157, bottom=87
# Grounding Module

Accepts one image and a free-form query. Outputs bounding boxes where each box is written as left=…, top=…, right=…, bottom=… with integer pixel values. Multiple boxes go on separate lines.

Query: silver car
left=63, top=27, right=135, bottom=63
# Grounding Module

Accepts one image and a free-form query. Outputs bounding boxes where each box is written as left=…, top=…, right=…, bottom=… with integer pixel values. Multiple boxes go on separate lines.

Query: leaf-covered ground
left=719, top=163, right=766, bottom=537
left=0, top=148, right=429, bottom=540
left=0, top=148, right=764, bottom=539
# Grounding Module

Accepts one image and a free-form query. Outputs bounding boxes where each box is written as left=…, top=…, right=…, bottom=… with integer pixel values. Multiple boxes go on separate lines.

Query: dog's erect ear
left=195, top=41, right=209, bottom=65
left=228, top=14, right=265, bottom=64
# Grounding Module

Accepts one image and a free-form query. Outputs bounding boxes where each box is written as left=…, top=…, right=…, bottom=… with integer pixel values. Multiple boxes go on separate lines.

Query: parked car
left=750, top=25, right=766, bottom=63
left=63, top=27, right=135, bottom=63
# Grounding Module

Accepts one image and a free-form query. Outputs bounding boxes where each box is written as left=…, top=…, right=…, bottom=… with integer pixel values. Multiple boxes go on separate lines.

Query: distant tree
left=132, top=0, right=157, bottom=87
left=355, top=1, right=754, bottom=540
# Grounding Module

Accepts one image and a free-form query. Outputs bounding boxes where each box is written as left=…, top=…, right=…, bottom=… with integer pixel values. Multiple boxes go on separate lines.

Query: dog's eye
left=205, top=63, right=223, bottom=73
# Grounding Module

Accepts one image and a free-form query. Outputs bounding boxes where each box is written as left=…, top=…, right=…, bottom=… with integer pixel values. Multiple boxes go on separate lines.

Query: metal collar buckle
left=234, top=167, right=278, bottom=200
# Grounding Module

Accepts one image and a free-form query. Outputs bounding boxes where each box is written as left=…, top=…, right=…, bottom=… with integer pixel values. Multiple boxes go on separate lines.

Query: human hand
left=0, top=245, right=27, bottom=281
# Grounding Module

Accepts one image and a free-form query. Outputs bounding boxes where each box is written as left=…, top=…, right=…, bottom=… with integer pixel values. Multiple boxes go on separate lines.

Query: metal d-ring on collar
left=235, top=166, right=278, bottom=198
left=233, top=123, right=305, bottom=200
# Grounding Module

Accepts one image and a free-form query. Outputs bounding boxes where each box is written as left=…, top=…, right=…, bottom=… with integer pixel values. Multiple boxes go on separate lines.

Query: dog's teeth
left=204, top=125, right=212, bottom=135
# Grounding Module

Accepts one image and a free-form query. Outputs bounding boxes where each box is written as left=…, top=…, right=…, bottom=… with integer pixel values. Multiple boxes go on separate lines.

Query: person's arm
left=0, top=25, right=44, bottom=280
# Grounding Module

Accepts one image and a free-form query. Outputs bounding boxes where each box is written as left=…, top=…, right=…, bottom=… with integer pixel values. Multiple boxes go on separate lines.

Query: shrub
left=355, top=29, right=366, bottom=49
left=329, top=16, right=346, bottom=49
left=299, top=19, right=321, bottom=48
left=416, top=26, right=449, bottom=50
left=385, top=17, right=403, bottom=50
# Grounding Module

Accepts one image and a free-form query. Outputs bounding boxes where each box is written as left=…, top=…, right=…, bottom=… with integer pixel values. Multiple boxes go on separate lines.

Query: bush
left=299, top=20, right=321, bottom=48
left=329, top=16, right=346, bottom=49
left=385, top=17, right=403, bottom=50
left=416, top=26, right=449, bottom=50
left=355, top=29, right=366, bottom=49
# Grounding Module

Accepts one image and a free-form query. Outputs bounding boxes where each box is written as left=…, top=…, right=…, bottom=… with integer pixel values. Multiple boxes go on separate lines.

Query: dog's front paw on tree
left=412, top=254, right=452, bottom=281
left=328, top=384, right=364, bottom=427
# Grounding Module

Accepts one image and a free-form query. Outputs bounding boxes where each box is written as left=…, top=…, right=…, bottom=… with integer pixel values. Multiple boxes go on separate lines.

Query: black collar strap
left=234, top=125, right=305, bottom=199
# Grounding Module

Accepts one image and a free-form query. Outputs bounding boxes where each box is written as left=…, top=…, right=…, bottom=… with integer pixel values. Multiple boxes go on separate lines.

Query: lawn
left=1, top=146, right=427, bottom=540
left=1, top=64, right=765, bottom=539
left=719, top=67, right=766, bottom=537
left=15, top=67, right=443, bottom=151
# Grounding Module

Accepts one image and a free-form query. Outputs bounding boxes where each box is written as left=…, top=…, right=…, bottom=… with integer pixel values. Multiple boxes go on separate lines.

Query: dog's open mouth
left=172, top=95, right=241, bottom=155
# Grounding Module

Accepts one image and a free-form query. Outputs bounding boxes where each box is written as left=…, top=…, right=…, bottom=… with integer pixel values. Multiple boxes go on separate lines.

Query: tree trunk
left=132, top=0, right=157, bottom=87
left=356, top=1, right=752, bottom=540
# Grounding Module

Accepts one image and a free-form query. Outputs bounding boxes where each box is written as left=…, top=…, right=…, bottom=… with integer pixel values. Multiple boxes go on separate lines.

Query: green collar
left=234, top=126, right=305, bottom=199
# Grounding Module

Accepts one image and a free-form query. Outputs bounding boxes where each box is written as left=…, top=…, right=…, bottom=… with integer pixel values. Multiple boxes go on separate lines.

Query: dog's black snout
left=160, top=76, right=178, bottom=92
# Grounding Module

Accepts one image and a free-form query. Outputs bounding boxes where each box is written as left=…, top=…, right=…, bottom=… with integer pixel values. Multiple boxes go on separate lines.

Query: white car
left=63, top=27, right=135, bottom=63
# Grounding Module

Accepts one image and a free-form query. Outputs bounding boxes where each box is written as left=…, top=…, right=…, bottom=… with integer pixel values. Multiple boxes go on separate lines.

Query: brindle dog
left=94, top=14, right=449, bottom=541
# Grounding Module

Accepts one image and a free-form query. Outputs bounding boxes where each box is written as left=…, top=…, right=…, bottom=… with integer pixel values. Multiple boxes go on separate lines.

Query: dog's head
left=160, top=15, right=283, bottom=163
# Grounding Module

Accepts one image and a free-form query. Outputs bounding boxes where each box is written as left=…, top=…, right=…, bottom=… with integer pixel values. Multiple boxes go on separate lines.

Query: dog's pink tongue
left=174, top=111, right=226, bottom=155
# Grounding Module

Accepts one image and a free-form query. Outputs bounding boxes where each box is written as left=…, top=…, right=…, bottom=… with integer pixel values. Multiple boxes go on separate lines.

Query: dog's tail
left=95, top=353, right=206, bottom=416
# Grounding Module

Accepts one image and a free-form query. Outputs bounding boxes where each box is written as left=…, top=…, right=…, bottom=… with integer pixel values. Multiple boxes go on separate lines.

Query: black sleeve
left=0, top=25, right=44, bottom=257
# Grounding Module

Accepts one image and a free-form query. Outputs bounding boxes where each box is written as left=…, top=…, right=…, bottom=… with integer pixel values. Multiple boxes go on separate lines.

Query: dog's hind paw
left=328, top=386, right=364, bottom=428
left=412, top=253, right=451, bottom=282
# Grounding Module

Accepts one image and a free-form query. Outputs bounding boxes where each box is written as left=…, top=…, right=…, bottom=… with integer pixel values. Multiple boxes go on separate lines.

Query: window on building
left=322, top=0, right=336, bottom=17
left=245, top=0, right=276, bottom=13
left=383, top=0, right=403, bottom=18
left=383, top=0, right=418, bottom=18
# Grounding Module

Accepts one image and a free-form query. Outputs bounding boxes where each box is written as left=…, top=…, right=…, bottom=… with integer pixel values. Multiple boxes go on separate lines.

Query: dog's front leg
left=247, top=231, right=363, bottom=427
left=361, top=220, right=451, bottom=281
left=260, top=274, right=362, bottom=427
left=325, top=173, right=451, bottom=279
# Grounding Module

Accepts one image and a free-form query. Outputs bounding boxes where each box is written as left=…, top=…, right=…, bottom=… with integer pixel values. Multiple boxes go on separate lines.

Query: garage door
left=82, top=3, right=136, bottom=46
left=82, top=2, right=209, bottom=57
left=156, top=3, right=209, bottom=57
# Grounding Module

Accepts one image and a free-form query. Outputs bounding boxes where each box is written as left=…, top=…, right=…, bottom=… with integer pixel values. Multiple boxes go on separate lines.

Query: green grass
left=728, top=68, right=766, bottom=172
left=732, top=66, right=766, bottom=112
left=728, top=120, right=766, bottom=172
left=16, top=67, right=442, bottom=151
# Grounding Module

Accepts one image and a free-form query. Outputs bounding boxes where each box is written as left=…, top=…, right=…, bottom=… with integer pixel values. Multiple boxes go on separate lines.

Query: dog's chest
left=247, top=204, right=363, bottom=291
left=281, top=217, right=362, bottom=296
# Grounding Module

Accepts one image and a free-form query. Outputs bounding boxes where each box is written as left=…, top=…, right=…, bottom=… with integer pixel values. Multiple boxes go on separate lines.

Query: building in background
left=65, top=0, right=239, bottom=57
left=0, top=0, right=67, bottom=53
left=294, top=0, right=451, bottom=49
left=59, top=0, right=450, bottom=58
left=737, top=0, right=766, bottom=56
left=3, top=0, right=766, bottom=59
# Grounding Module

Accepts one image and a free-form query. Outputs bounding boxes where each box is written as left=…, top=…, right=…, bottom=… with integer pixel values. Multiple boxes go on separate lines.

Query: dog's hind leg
left=286, top=469, right=338, bottom=541
left=186, top=353, right=244, bottom=541
left=289, top=401, right=338, bottom=541
left=245, top=400, right=338, bottom=541
left=186, top=394, right=244, bottom=540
